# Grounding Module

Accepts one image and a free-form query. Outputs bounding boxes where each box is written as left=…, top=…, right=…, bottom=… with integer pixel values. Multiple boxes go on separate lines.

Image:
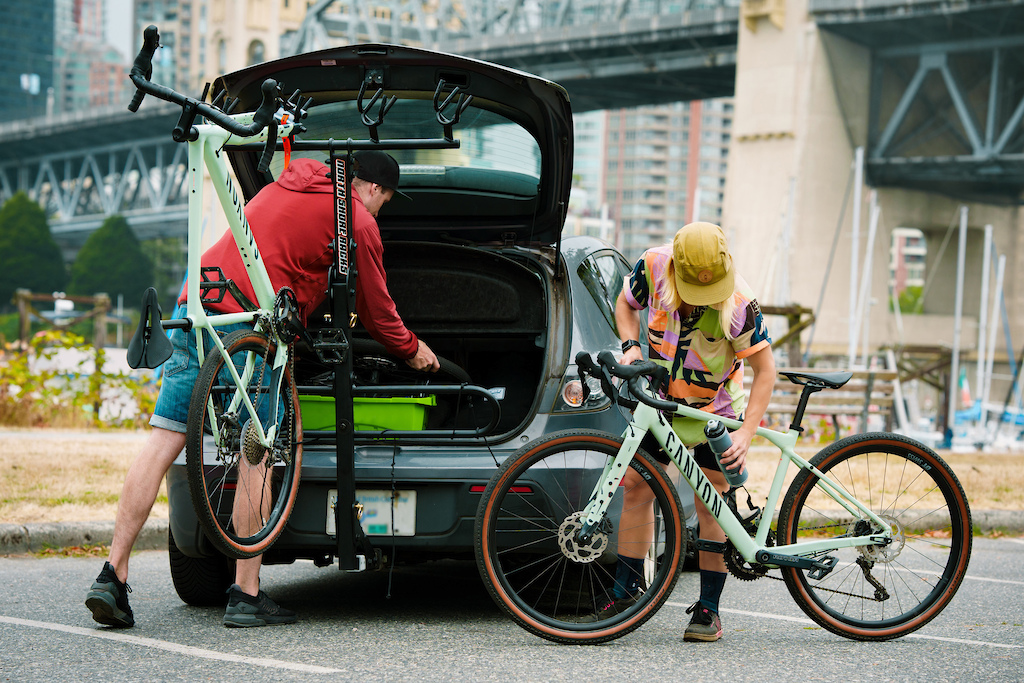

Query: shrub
left=0, top=330, right=157, bottom=428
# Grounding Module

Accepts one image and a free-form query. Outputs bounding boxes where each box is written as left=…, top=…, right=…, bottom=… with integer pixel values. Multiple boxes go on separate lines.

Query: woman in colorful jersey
left=607, top=221, right=775, bottom=641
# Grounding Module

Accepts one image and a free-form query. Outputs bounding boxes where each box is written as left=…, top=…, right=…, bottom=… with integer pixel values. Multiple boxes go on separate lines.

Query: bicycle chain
left=725, top=520, right=887, bottom=603
left=724, top=529, right=775, bottom=581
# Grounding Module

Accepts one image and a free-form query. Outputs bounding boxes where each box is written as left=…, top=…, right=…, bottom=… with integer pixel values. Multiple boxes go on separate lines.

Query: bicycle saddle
left=127, top=287, right=174, bottom=370
left=779, top=370, right=852, bottom=389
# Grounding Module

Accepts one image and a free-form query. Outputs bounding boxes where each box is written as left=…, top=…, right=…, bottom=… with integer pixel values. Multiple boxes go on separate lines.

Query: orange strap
left=281, top=113, right=292, bottom=171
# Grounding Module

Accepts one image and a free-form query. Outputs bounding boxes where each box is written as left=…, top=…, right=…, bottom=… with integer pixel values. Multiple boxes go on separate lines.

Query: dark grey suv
left=164, top=44, right=697, bottom=605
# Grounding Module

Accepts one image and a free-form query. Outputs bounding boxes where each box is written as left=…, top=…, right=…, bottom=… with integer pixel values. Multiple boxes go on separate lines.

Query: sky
left=105, top=0, right=134, bottom=59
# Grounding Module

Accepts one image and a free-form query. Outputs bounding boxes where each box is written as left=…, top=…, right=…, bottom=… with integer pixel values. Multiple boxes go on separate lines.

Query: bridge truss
left=286, top=0, right=741, bottom=111
left=813, top=0, right=1024, bottom=199
left=0, top=103, right=187, bottom=248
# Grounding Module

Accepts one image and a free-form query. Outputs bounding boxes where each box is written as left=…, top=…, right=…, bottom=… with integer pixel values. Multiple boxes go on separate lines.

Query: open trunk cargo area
left=300, top=241, right=550, bottom=438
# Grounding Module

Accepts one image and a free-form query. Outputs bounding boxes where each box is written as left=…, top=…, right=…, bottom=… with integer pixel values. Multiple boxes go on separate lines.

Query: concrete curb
left=0, top=519, right=167, bottom=555
left=1, top=512, right=1022, bottom=555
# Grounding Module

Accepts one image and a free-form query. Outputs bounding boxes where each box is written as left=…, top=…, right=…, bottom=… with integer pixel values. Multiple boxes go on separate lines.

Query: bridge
left=2, top=0, right=1023, bottom=290
left=0, top=0, right=744, bottom=248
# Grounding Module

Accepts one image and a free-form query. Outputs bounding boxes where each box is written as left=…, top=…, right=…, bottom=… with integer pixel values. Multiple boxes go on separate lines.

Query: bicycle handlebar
left=128, top=25, right=293, bottom=161
left=575, top=351, right=680, bottom=413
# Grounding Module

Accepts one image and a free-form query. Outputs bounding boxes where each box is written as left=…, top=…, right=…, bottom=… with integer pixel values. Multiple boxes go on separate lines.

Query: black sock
left=613, top=555, right=646, bottom=599
left=698, top=570, right=727, bottom=613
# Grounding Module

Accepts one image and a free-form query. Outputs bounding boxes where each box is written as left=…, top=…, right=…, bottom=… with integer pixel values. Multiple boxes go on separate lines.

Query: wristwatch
left=621, top=339, right=641, bottom=354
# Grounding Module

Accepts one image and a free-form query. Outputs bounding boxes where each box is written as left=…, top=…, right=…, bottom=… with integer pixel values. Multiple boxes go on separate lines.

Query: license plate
left=327, top=489, right=416, bottom=537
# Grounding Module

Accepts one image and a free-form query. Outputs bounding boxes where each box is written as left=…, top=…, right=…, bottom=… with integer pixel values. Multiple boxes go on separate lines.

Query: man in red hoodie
left=86, top=151, right=438, bottom=629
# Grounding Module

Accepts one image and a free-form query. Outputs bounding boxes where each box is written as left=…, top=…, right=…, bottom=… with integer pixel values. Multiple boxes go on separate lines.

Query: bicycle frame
left=183, top=113, right=300, bottom=450
left=581, top=393, right=895, bottom=566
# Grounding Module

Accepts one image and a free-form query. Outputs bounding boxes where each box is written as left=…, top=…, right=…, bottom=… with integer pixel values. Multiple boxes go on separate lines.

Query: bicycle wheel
left=475, top=429, right=684, bottom=644
left=186, top=329, right=303, bottom=560
left=777, top=432, right=972, bottom=640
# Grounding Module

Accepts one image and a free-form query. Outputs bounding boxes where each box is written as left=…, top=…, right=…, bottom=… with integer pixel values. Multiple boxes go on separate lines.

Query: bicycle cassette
left=724, top=530, right=775, bottom=581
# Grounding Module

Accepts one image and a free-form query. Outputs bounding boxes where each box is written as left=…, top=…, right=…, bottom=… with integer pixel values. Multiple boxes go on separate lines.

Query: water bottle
left=704, top=420, right=747, bottom=487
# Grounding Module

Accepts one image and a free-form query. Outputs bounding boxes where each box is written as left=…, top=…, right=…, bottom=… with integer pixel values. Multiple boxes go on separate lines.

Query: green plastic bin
left=299, top=395, right=436, bottom=432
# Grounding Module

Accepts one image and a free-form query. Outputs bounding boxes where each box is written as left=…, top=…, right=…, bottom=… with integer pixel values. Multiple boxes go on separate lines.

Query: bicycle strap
left=694, top=539, right=729, bottom=554
left=281, top=113, right=292, bottom=170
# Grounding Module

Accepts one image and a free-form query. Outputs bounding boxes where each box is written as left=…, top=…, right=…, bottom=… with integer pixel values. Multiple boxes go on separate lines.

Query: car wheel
left=168, top=529, right=233, bottom=606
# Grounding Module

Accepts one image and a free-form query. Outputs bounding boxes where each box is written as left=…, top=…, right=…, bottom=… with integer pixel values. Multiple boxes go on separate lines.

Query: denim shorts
left=150, top=305, right=257, bottom=433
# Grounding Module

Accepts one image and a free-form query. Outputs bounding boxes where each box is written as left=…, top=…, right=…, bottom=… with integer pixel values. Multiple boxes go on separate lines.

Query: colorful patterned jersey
left=623, top=245, right=772, bottom=445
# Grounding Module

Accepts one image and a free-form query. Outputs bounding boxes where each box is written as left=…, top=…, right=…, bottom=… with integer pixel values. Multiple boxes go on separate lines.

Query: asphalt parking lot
left=1, top=536, right=1021, bottom=682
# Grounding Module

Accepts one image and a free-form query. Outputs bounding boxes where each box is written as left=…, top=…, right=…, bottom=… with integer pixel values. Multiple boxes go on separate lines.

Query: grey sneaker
left=684, top=602, right=723, bottom=642
left=85, top=561, right=135, bottom=628
left=223, top=584, right=297, bottom=627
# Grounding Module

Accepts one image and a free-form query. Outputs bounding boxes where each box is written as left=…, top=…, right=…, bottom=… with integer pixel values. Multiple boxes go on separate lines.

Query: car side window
left=577, top=251, right=632, bottom=338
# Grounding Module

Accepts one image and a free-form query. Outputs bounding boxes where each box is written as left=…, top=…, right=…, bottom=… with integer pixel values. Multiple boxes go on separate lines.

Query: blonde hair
left=659, top=262, right=747, bottom=341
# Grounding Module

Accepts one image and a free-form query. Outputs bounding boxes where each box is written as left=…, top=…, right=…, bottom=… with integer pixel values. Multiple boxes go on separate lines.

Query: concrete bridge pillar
left=724, top=0, right=1024, bottom=380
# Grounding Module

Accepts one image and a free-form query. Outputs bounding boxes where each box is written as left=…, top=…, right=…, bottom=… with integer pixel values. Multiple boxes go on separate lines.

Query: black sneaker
left=577, top=593, right=641, bottom=623
left=684, top=602, right=723, bottom=642
left=85, top=561, right=134, bottom=628
left=223, top=584, right=297, bottom=627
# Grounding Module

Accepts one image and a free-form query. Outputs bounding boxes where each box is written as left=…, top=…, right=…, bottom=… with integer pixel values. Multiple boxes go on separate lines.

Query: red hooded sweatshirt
left=179, top=157, right=418, bottom=359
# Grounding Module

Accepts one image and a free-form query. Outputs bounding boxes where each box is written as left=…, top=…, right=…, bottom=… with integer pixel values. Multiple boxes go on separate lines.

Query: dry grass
left=743, top=445, right=1024, bottom=511
left=0, top=430, right=166, bottom=524
left=0, top=430, right=1021, bottom=525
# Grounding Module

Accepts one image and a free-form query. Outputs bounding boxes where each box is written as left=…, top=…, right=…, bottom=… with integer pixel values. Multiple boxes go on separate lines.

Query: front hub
left=558, top=511, right=609, bottom=564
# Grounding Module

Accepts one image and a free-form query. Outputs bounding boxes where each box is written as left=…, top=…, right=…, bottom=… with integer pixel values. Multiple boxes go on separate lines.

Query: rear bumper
left=167, top=443, right=518, bottom=563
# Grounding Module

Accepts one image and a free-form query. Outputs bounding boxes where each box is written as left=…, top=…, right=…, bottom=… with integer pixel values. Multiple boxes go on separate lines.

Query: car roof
left=215, top=43, right=574, bottom=247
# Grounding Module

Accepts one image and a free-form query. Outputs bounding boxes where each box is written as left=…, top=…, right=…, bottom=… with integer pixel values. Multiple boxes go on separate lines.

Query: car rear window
left=275, top=99, right=541, bottom=188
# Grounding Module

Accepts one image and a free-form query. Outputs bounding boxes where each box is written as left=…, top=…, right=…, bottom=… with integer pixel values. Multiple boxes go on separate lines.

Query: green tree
left=0, top=192, right=67, bottom=308
left=69, top=215, right=154, bottom=301
left=890, top=285, right=924, bottom=314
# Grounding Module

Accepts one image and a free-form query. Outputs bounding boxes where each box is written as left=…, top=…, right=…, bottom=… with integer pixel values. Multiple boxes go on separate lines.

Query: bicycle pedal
left=807, top=556, right=838, bottom=580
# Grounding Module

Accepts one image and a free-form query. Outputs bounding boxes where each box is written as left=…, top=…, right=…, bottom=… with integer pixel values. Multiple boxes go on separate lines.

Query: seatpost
left=790, top=383, right=825, bottom=433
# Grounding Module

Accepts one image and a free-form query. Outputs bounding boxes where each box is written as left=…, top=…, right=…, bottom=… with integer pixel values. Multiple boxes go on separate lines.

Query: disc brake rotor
left=557, top=511, right=609, bottom=564
left=855, top=515, right=905, bottom=563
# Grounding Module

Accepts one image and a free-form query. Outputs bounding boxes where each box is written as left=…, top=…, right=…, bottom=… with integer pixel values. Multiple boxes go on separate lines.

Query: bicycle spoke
left=779, top=433, right=971, bottom=640
left=477, top=431, right=683, bottom=643
left=186, top=330, right=302, bottom=559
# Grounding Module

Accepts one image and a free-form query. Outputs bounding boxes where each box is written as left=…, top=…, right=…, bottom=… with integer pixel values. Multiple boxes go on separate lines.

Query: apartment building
left=570, top=99, right=735, bottom=262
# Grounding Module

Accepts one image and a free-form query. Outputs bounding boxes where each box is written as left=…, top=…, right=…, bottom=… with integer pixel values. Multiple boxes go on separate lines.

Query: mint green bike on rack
left=475, top=350, right=972, bottom=644
left=124, top=26, right=313, bottom=560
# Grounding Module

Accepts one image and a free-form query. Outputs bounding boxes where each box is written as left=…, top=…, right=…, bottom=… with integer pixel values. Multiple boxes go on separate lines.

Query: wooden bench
left=744, top=368, right=899, bottom=439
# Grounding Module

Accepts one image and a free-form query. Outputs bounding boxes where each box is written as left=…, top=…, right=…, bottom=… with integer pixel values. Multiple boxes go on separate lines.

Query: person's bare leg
left=107, top=427, right=186, bottom=583
left=695, top=467, right=729, bottom=572
left=223, top=452, right=296, bottom=627
left=232, top=452, right=272, bottom=596
left=617, top=467, right=656, bottom=559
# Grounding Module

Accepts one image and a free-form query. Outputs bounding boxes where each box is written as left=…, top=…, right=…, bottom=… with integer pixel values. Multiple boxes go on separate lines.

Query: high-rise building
left=890, top=227, right=927, bottom=297
left=0, top=3, right=56, bottom=121
left=133, top=0, right=181, bottom=89
left=134, top=0, right=315, bottom=97
left=569, top=98, right=734, bottom=262
left=51, top=0, right=132, bottom=115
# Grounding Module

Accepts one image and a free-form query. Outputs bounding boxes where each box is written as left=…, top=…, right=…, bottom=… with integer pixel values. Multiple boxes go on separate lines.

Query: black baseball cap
left=352, top=150, right=410, bottom=199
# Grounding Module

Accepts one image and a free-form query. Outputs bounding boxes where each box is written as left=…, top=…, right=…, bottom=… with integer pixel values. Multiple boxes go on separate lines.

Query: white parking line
left=961, top=574, right=1024, bottom=586
left=665, top=603, right=1022, bottom=649
left=1004, top=538, right=1024, bottom=546
left=0, top=616, right=343, bottom=673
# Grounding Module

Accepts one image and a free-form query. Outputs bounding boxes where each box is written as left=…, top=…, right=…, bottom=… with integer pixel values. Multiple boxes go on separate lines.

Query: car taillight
left=470, top=485, right=532, bottom=494
left=556, top=373, right=607, bottom=411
